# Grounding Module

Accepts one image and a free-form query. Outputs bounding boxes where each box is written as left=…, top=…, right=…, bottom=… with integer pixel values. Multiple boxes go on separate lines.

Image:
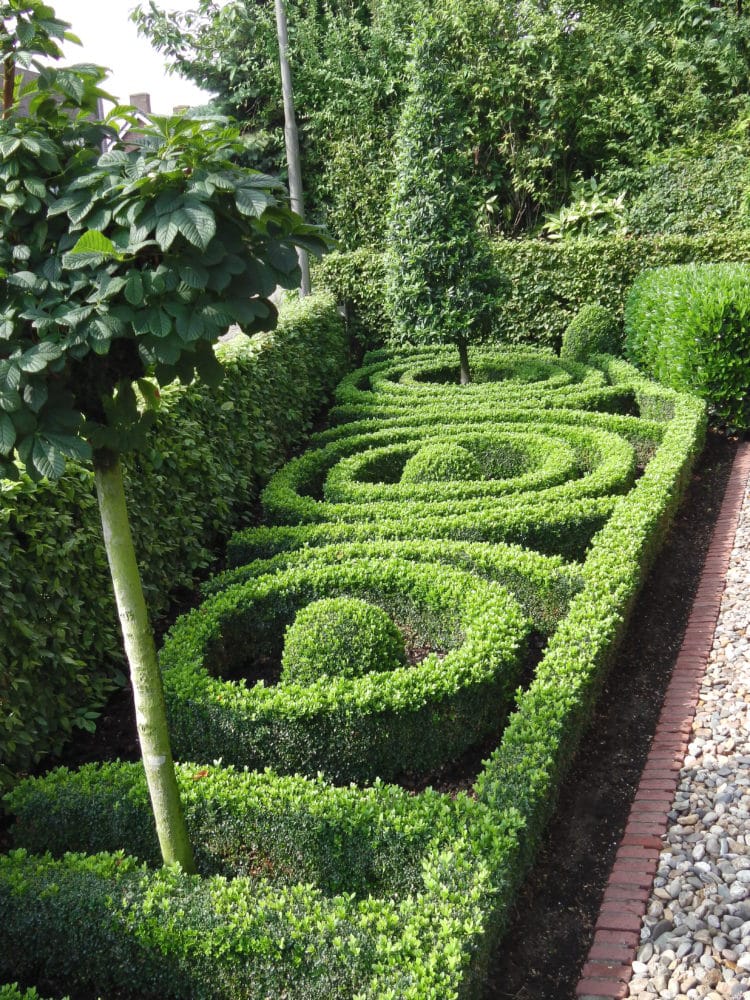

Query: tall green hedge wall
left=0, top=294, right=348, bottom=774
left=317, top=231, right=750, bottom=351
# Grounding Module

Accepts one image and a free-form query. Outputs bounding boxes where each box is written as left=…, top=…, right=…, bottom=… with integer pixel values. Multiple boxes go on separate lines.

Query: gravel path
left=628, top=473, right=750, bottom=1000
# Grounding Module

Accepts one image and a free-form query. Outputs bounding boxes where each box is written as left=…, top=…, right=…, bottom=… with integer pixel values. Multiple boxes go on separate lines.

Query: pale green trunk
left=94, top=456, right=196, bottom=873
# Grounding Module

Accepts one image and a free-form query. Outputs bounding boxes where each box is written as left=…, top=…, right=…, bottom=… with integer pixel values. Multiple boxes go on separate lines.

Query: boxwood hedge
left=159, top=559, right=529, bottom=782
left=0, top=346, right=708, bottom=998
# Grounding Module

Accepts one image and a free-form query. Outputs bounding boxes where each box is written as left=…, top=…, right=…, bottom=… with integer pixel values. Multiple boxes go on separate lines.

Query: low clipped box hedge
left=1, top=293, right=348, bottom=773
left=5, top=762, right=475, bottom=899
left=624, top=263, right=750, bottom=430
left=208, top=537, right=583, bottom=639
left=160, top=558, right=529, bottom=782
left=0, top=347, right=709, bottom=998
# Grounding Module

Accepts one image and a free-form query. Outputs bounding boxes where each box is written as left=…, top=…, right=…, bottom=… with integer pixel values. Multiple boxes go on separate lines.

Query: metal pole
left=274, top=0, right=311, bottom=297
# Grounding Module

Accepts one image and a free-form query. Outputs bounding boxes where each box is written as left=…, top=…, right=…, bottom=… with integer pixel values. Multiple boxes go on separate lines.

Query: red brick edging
left=575, top=440, right=750, bottom=1000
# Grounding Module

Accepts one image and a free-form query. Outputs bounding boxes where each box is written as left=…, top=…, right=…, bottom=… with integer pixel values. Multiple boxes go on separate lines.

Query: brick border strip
left=575, top=440, right=750, bottom=1000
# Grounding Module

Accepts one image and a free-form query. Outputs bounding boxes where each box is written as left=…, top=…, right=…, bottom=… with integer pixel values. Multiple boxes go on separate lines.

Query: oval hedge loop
left=260, top=421, right=637, bottom=542
left=161, top=559, right=530, bottom=783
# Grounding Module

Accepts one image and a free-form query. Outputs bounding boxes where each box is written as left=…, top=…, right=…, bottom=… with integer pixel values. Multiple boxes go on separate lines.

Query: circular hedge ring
left=335, top=348, right=605, bottom=408
left=161, top=559, right=530, bottom=783
left=322, top=429, right=579, bottom=504
left=261, top=421, right=637, bottom=527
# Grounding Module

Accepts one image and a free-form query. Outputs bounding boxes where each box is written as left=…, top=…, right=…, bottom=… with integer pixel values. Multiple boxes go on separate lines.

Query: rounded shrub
left=625, top=262, right=750, bottom=430
left=400, top=443, right=482, bottom=484
left=280, top=597, right=406, bottom=685
left=560, top=304, right=620, bottom=362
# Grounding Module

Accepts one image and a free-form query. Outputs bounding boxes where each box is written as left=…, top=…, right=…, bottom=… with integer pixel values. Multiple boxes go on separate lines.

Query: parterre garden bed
left=0, top=345, right=707, bottom=999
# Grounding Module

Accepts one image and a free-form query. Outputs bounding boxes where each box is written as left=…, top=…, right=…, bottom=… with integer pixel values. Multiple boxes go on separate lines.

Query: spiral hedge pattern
left=1, top=345, right=707, bottom=1000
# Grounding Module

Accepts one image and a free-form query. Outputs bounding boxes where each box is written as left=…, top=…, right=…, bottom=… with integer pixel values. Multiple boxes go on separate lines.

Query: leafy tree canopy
left=0, top=78, right=326, bottom=482
left=134, top=0, right=750, bottom=244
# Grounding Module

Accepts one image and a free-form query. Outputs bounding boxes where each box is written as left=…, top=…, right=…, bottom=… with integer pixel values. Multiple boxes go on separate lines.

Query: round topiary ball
left=280, top=596, right=407, bottom=685
left=400, top=442, right=482, bottom=483
left=560, top=303, right=621, bottom=361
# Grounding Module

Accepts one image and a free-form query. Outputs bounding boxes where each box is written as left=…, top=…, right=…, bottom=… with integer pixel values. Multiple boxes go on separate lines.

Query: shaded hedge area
left=317, top=231, right=750, bottom=352
left=0, top=294, right=348, bottom=774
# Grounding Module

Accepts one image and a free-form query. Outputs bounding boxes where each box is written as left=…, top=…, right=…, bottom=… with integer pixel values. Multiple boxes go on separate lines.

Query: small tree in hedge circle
left=0, top=4, right=327, bottom=872
left=385, top=5, right=499, bottom=385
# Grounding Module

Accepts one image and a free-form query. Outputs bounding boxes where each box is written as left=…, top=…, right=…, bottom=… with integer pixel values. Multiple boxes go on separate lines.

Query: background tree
left=133, top=0, right=411, bottom=247
left=134, top=0, right=750, bottom=245
left=0, top=8, right=326, bottom=870
left=384, top=4, right=499, bottom=385
left=1, top=0, right=76, bottom=117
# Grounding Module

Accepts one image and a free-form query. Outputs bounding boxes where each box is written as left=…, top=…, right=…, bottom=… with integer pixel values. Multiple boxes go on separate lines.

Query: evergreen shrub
left=401, top=443, right=482, bottom=483
left=625, top=263, right=750, bottom=430
left=280, top=597, right=406, bottom=684
left=560, top=304, right=620, bottom=361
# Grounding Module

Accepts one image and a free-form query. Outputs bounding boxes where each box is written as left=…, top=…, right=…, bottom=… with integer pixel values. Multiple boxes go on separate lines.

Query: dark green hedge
left=0, top=294, right=348, bottom=774
left=317, top=231, right=750, bottom=350
left=5, top=762, right=471, bottom=899
left=160, top=559, right=528, bottom=782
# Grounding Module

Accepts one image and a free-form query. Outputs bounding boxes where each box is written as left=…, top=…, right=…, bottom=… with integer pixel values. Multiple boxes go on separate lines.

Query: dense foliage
left=319, top=231, right=750, bottom=350
left=384, top=4, right=499, bottom=381
left=1, top=294, right=348, bottom=774
left=0, top=100, right=325, bottom=480
left=135, top=0, right=750, bottom=245
left=560, top=303, right=620, bottom=362
left=625, top=263, right=750, bottom=430
left=280, top=596, right=407, bottom=684
left=1, top=345, right=706, bottom=996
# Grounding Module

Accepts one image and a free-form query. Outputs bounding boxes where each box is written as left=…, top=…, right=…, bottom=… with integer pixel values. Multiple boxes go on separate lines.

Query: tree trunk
left=458, top=338, right=471, bottom=385
left=94, top=454, right=196, bottom=873
left=274, top=0, right=311, bottom=298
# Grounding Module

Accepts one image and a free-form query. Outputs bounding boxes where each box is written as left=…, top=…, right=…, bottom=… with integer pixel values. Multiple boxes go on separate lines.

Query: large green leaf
left=62, top=231, right=123, bottom=270
left=7, top=271, right=39, bottom=290
left=0, top=413, right=16, bottom=455
left=18, top=342, right=63, bottom=373
left=178, top=262, right=209, bottom=289
left=23, top=382, right=48, bottom=412
left=155, top=215, right=179, bottom=250
left=31, top=436, right=66, bottom=480
left=235, top=185, right=271, bottom=217
left=174, top=201, right=216, bottom=250
left=125, top=271, right=144, bottom=306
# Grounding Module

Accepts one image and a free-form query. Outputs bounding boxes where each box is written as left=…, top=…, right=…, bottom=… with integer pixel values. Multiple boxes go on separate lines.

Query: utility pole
left=274, top=0, right=311, bottom=297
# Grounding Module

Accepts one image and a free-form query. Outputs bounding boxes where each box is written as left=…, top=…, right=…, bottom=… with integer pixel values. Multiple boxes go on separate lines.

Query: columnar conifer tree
left=384, top=5, right=498, bottom=385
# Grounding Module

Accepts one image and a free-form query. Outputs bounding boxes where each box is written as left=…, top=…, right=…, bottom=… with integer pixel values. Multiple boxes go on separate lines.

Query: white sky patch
left=46, top=0, right=219, bottom=113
